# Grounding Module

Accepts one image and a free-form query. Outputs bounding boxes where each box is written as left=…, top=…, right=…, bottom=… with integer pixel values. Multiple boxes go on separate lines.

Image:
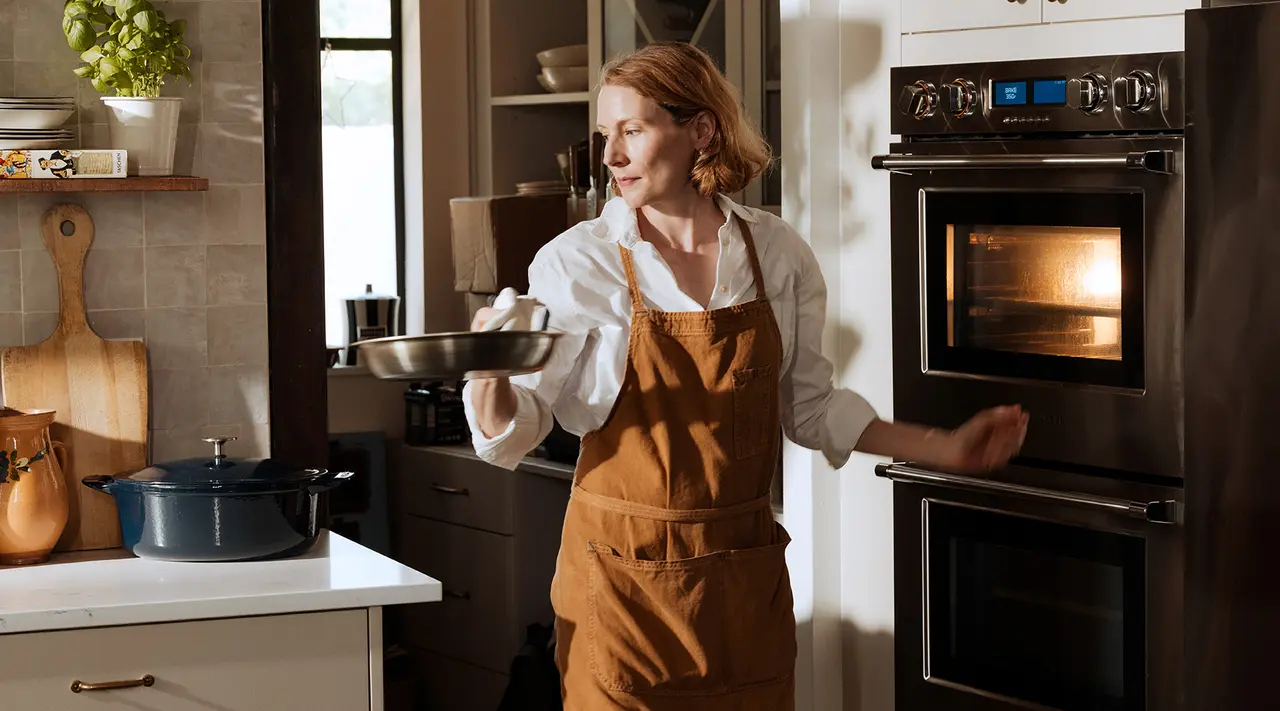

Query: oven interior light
left=1081, top=240, right=1121, bottom=300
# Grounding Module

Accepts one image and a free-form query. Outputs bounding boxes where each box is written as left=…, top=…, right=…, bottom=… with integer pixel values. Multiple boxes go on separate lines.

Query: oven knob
left=898, top=81, right=938, bottom=120
left=945, top=79, right=978, bottom=118
left=1117, top=70, right=1157, bottom=113
left=1067, top=73, right=1108, bottom=114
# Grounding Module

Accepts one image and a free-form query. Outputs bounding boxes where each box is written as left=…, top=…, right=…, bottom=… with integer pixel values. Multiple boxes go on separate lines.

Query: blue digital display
left=993, top=81, right=1027, bottom=106
left=1033, top=79, right=1068, bottom=105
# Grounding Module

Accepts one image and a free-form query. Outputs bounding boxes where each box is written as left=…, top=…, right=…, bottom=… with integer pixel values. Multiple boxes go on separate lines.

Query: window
left=319, top=0, right=405, bottom=349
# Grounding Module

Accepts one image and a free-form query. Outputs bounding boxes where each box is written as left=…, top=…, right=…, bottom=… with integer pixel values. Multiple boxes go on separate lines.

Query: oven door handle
left=869, top=150, right=1175, bottom=174
left=874, top=463, right=1180, bottom=524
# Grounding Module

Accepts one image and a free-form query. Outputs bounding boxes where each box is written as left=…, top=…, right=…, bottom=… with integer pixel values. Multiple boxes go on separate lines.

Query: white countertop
left=415, top=443, right=577, bottom=482
left=0, top=531, right=441, bottom=636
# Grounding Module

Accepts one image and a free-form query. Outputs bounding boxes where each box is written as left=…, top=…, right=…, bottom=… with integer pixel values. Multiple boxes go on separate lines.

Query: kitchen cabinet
left=1042, top=0, right=1201, bottom=23
left=901, top=0, right=1196, bottom=36
left=0, top=532, right=440, bottom=711
left=902, top=0, right=1041, bottom=34
left=387, top=444, right=573, bottom=711
left=900, top=13, right=1187, bottom=65
left=471, top=0, right=780, bottom=212
left=2, top=610, right=372, bottom=709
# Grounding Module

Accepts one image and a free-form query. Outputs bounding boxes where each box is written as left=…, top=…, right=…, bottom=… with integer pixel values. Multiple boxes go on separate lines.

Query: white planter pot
left=100, top=97, right=182, bottom=176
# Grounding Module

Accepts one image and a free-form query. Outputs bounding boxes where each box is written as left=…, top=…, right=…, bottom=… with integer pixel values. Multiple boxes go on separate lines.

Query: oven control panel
left=890, top=52, right=1183, bottom=137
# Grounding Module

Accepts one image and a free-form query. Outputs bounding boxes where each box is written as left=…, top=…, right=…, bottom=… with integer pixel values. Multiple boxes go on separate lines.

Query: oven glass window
left=926, top=501, right=1145, bottom=711
left=925, top=191, right=1144, bottom=389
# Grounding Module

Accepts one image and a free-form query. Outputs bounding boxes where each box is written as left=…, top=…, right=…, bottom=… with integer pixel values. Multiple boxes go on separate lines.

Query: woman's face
left=596, top=84, right=709, bottom=208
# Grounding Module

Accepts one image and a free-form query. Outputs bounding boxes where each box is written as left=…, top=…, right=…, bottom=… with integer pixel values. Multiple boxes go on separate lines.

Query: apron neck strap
left=619, top=242, right=645, bottom=312
left=734, top=214, right=767, bottom=296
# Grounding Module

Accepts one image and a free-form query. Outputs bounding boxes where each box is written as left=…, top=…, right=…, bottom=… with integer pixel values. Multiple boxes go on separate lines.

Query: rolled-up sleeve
left=778, top=235, right=879, bottom=469
left=462, top=244, right=591, bottom=470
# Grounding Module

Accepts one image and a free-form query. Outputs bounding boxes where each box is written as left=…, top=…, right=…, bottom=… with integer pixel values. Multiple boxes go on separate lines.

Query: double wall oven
left=872, top=52, right=1186, bottom=711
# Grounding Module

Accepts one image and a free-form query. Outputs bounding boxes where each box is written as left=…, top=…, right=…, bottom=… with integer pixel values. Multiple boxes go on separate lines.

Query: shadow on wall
left=841, top=622, right=894, bottom=711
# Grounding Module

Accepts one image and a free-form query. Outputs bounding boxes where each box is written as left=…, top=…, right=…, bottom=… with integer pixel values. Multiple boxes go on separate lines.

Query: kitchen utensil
left=81, top=436, right=354, bottom=562
left=539, top=66, right=589, bottom=93
left=340, top=283, right=401, bottom=366
left=0, top=204, right=149, bottom=552
left=0, top=107, right=75, bottom=130
left=0, top=408, right=69, bottom=565
left=536, top=44, right=589, bottom=68
left=355, top=291, right=557, bottom=381
left=588, top=131, right=606, bottom=217
left=0, top=130, right=75, bottom=150
left=356, top=331, right=561, bottom=382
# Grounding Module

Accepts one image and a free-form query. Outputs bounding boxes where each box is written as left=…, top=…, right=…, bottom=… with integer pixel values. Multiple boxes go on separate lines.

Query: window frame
left=318, top=0, right=408, bottom=338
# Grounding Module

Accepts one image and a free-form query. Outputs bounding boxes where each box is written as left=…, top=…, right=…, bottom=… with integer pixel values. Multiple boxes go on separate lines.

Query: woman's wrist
left=854, top=419, right=958, bottom=469
left=471, top=377, right=517, bottom=439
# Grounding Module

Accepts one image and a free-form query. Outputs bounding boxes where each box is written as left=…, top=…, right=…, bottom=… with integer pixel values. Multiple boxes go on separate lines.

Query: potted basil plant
left=63, top=0, right=193, bottom=176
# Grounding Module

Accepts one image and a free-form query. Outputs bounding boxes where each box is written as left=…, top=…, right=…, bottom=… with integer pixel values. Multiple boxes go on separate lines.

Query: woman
left=466, top=42, right=1028, bottom=710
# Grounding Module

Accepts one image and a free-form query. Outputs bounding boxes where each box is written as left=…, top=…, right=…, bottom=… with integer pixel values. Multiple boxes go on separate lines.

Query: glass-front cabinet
left=601, top=0, right=782, bottom=212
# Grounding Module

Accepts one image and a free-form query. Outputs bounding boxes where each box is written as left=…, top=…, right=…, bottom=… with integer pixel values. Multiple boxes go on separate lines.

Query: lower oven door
left=875, top=136, right=1184, bottom=478
left=878, top=463, right=1183, bottom=711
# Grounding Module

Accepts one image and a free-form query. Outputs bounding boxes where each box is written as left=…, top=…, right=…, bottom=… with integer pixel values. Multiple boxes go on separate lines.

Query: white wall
left=780, top=0, right=899, bottom=708
left=834, top=0, right=900, bottom=708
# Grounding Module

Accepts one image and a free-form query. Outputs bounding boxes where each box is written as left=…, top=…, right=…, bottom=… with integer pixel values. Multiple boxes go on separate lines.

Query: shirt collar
left=591, top=193, right=759, bottom=247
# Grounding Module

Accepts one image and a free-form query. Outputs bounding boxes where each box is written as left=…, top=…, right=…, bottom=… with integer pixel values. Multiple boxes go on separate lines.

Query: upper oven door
left=878, top=136, right=1184, bottom=478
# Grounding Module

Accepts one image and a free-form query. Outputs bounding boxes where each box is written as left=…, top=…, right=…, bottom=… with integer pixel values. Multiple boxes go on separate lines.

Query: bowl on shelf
left=0, top=97, right=75, bottom=131
left=538, top=66, right=589, bottom=93
left=536, top=44, right=588, bottom=68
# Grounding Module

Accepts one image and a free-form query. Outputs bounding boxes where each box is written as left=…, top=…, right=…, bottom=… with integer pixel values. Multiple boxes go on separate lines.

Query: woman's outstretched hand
left=939, top=405, right=1029, bottom=473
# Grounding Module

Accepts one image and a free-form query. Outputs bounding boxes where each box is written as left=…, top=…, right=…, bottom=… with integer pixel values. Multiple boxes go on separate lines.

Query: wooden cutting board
left=0, top=204, right=149, bottom=552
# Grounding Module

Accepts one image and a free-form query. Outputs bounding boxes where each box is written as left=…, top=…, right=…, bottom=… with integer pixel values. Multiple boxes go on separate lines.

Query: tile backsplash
left=0, top=0, right=270, bottom=463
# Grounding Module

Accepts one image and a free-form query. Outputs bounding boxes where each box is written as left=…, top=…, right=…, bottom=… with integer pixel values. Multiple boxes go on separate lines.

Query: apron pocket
left=586, top=527, right=796, bottom=696
left=722, top=523, right=797, bottom=686
left=587, top=543, right=725, bottom=695
left=732, top=365, right=777, bottom=460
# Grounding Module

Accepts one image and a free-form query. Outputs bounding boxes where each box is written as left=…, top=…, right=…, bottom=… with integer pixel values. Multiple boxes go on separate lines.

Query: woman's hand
left=938, top=405, right=1029, bottom=473
left=468, top=307, right=517, bottom=438
left=854, top=405, right=1029, bottom=473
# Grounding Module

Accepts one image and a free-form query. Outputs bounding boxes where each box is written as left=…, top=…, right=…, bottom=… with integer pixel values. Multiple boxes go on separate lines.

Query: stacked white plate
left=516, top=179, right=571, bottom=196
left=0, top=97, right=76, bottom=149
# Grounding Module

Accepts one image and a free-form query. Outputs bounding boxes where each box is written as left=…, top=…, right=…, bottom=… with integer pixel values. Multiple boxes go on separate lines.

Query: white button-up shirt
left=462, top=194, right=879, bottom=471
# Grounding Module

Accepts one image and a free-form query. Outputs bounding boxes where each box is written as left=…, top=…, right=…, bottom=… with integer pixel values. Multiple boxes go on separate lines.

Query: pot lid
left=112, top=437, right=328, bottom=492
left=346, top=283, right=399, bottom=302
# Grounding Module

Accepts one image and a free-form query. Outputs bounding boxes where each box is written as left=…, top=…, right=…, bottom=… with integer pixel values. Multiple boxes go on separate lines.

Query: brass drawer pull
left=431, top=483, right=470, bottom=496
left=444, top=588, right=472, bottom=601
left=71, top=674, right=155, bottom=693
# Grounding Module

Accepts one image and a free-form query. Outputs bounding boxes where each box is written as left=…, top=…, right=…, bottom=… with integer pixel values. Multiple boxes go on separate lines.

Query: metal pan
left=353, top=330, right=563, bottom=381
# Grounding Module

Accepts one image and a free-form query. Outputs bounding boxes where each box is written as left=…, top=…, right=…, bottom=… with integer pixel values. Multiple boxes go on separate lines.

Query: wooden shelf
left=0, top=176, right=210, bottom=193
left=490, top=91, right=591, bottom=107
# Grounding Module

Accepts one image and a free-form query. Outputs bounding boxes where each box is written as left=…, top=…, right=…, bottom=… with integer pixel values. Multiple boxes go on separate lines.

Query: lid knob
left=202, top=436, right=238, bottom=461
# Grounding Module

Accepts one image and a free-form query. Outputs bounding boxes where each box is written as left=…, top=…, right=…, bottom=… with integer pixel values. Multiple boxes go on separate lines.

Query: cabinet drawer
left=0, top=610, right=370, bottom=709
left=412, top=646, right=510, bottom=711
left=397, top=515, right=518, bottom=673
left=391, top=445, right=514, bottom=534
left=1043, top=0, right=1197, bottom=23
left=902, top=0, right=1041, bottom=34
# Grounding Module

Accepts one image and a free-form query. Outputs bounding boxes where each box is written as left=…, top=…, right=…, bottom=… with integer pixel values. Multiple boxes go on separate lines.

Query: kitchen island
left=0, top=531, right=440, bottom=709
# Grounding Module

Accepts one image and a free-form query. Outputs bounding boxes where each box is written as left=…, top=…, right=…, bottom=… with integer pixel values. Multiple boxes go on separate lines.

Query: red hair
left=600, top=42, right=772, bottom=197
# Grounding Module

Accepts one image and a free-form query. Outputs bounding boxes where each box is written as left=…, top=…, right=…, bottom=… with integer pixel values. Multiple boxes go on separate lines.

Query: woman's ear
left=691, top=110, right=717, bottom=151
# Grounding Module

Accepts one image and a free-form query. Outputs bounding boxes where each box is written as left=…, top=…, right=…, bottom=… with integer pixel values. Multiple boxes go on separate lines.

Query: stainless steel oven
left=872, top=52, right=1190, bottom=711
left=873, top=52, right=1186, bottom=478
left=876, top=462, right=1183, bottom=711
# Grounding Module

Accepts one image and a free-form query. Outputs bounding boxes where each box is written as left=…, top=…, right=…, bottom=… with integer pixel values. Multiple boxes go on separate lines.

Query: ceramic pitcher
left=0, top=408, right=68, bottom=565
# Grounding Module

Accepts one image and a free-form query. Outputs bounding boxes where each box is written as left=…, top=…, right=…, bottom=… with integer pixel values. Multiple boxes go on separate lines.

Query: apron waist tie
left=571, top=485, right=773, bottom=523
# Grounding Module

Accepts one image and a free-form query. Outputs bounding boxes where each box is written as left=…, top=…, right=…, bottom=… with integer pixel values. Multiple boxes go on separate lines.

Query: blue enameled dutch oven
left=82, top=436, right=353, bottom=562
